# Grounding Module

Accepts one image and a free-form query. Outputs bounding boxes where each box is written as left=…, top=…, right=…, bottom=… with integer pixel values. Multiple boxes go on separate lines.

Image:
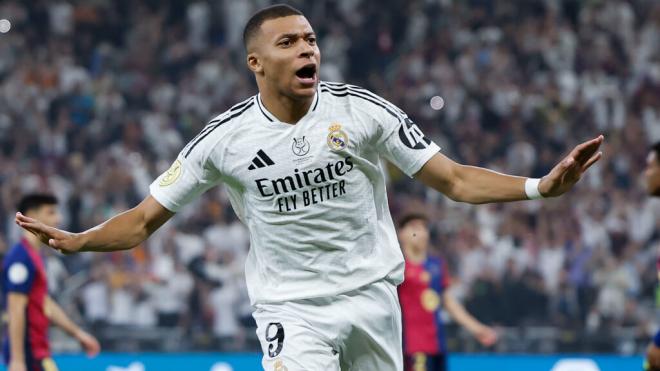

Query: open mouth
left=295, top=64, right=317, bottom=84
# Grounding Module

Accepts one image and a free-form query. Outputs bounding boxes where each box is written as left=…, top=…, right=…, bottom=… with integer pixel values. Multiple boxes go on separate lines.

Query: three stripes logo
left=248, top=150, right=275, bottom=170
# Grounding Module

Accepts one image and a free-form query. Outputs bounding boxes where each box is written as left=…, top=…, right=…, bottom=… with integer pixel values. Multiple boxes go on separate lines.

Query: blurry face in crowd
left=645, top=150, right=660, bottom=196
left=247, top=15, right=320, bottom=100
left=399, top=218, right=430, bottom=252
left=26, top=204, right=62, bottom=228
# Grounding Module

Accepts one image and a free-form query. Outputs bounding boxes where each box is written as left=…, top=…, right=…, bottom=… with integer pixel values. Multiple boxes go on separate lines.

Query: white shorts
left=253, top=279, right=403, bottom=371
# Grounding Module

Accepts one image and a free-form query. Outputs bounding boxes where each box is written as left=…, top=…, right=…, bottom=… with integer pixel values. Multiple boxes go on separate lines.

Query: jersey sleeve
left=150, top=139, right=223, bottom=213
left=3, top=248, right=36, bottom=294
left=371, top=99, right=440, bottom=177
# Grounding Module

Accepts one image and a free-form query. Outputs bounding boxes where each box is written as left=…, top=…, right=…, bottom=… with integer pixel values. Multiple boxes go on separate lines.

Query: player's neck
left=259, top=88, right=313, bottom=124
left=23, top=232, right=42, bottom=250
left=404, top=246, right=427, bottom=264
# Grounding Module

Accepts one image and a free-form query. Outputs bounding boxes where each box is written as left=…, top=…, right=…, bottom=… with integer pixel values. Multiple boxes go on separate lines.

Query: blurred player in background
left=14, top=4, right=603, bottom=370
left=644, top=142, right=660, bottom=371
left=3, top=194, right=100, bottom=371
left=398, top=213, right=497, bottom=371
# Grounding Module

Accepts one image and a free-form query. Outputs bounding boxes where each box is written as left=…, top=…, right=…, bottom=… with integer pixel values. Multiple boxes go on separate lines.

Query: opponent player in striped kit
left=3, top=194, right=99, bottom=371
left=398, top=213, right=497, bottom=371
left=14, top=5, right=603, bottom=370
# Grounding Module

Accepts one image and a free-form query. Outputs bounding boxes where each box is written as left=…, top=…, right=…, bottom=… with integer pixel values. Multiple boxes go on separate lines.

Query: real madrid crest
left=327, top=123, right=348, bottom=151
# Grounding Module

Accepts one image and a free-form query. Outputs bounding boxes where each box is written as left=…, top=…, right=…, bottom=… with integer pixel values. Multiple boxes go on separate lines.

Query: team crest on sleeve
left=327, top=123, right=348, bottom=151
left=8, top=263, right=28, bottom=284
left=159, top=159, right=182, bottom=187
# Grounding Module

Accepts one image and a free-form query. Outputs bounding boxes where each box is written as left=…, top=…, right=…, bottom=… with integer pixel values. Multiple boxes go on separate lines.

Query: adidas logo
left=248, top=150, right=275, bottom=170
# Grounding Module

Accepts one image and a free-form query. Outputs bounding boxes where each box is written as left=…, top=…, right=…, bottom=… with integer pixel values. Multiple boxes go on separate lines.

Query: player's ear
left=247, top=52, right=263, bottom=74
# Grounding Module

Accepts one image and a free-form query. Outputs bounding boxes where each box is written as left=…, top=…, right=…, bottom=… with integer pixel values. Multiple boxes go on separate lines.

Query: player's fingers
left=568, top=136, right=597, bottom=156
left=93, top=341, right=101, bottom=356
left=581, top=151, right=602, bottom=172
left=15, top=212, right=38, bottom=226
left=480, top=334, right=496, bottom=347
left=85, top=338, right=101, bottom=357
left=562, top=157, right=575, bottom=170
left=15, top=211, right=34, bottom=220
left=574, top=135, right=604, bottom=163
left=566, top=136, right=599, bottom=162
left=15, top=213, right=47, bottom=231
left=16, top=213, right=67, bottom=241
left=48, top=238, right=63, bottom=249
left=549, top=157, right=575, bottom=181
left=567, top=161, right=585, bottom=183
left=571, top=143, right=595, bottom=165
left=16, top=219, right=40, bottom=230
left=16, top=220, right=48, bottom=236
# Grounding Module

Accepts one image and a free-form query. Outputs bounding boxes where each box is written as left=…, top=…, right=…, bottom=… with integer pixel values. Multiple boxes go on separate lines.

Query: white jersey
left=150, top=81, right=441, bottom=305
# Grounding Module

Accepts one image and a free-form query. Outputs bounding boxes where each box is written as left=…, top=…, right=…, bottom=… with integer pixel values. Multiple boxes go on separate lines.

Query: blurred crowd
left=0, top=0, right=659, bottom=352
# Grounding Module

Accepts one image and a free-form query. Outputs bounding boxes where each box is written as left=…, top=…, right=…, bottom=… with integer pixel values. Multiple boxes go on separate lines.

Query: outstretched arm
left=415, top=135, right=603, bottom=204
left=45, top=296, right=100, bottom=357
left=15, top=195, right=173, bottom=254
left=442, top=291, right=498, bottom=347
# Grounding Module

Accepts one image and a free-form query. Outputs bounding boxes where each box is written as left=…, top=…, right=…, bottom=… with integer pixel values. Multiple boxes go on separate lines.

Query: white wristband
left=524, top=178, right=544, bottom=200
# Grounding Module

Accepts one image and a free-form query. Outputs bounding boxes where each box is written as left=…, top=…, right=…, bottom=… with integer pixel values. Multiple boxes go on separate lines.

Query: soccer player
left=398, top=213, right=497, bottom=371
left=3, top=194, right=100, bottom=371
left=14, top=5, right=603, bottom=370
left=644, top=142, right=660, bottom=371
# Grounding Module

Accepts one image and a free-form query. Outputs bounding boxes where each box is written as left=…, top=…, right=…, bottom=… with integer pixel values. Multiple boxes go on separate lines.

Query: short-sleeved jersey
left=150, top=81, right=441, bottom=304
left=398, top=255, right=451, bottom=355
left=2, top=239, right=50, bottom=362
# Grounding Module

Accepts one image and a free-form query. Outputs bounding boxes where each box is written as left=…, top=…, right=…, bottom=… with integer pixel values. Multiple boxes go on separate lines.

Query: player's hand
left=473, top=325, right=498, bottom=347
left=15, top=212, right=84, bottom=254
left=75, top=329, right=101, bottom=357
left=538, top=135, right=604, bottom=197
left=646, top=343, right=660, bottom=370
left=8, top=360, right=27, bottom=371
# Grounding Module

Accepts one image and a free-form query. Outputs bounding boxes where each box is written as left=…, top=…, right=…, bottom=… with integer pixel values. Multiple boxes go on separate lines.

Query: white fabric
left=150, top=82, right=440, bottom=304
left=253, top=279, right=402, bottom=371
left=525, top=177, right=543, bottom=199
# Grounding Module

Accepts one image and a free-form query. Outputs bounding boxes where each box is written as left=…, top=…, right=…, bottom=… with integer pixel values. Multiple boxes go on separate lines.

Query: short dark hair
left=652, top=141, right=660, bottom=158
left=243, top=4, right=304, bottom=50
left=398, top=213, right=429, bottom=229
left=17, top=193, right=58, bottom=215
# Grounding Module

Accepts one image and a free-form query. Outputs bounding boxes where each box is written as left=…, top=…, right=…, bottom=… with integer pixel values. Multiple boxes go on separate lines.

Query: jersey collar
left=21, top=237, right=38, bottom=252
left=256, top=90, right=320, bottom=124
